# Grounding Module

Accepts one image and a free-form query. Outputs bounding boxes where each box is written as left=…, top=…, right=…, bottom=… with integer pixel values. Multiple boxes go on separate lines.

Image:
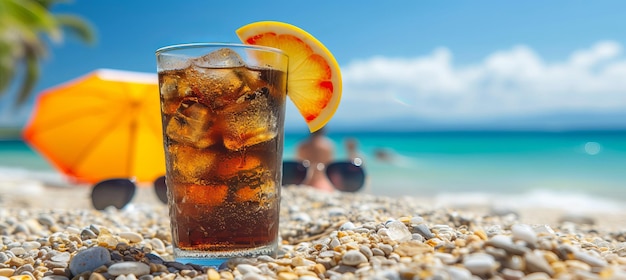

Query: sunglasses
left=282, top=159, right=366, bottom=192
left=91, top=176, right=167, bottom=210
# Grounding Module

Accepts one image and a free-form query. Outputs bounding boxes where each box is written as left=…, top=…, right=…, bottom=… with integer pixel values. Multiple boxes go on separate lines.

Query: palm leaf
left=55, top=14, right=96, bottom=44
left=15, top=45, right=40, bottom=104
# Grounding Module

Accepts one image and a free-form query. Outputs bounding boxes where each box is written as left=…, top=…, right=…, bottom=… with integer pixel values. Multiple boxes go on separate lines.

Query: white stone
left=463, top=253, right=496, bottom=275
left=342, top=250, right=368, bottom=266
left=512, top=224, right=537, bottom=244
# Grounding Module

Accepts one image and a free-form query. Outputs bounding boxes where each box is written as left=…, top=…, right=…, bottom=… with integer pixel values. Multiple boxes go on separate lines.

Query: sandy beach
left=1, top=181, right=626, bottom=279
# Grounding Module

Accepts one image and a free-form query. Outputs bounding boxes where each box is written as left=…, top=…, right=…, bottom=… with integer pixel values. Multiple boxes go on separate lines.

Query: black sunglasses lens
left=282, top=161, right=308, bottom=185
left=91, top=179, right=136, bottom=210
left=326, top=162, right=365, bottom=192
left=154, top=176, right=168, bottom=204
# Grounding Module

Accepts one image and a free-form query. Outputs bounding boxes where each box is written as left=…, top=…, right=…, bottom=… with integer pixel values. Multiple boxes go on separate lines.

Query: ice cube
left=220, top=87, right=279, bottom=150
left=192, top=48, right=245, bottom=68
left=234, top=181, right=275, bottom=202
left=184, top=66, right=254, bottom=110
left=215, top=153, right=263, bottom=178
left=160, top=72, right=193, bottom=115
left=176, top=184, right=228, bottom=206
left=216, top=153, right=275, bottom=202
left=166, top=99, right=220, bottom=149
left=167, top=144, right=218, bottom=184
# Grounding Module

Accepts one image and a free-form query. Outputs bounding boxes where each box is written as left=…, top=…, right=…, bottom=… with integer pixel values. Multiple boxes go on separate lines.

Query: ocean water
left=2, top=130, right=626, bottom=209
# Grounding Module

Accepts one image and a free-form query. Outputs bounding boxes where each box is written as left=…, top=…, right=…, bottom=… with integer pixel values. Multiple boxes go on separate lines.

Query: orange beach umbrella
left=22, top=69, right=165, bottom=184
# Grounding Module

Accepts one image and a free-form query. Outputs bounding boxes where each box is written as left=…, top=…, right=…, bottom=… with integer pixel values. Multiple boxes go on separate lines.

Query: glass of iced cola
left=155, top=43, right=287, bottom=266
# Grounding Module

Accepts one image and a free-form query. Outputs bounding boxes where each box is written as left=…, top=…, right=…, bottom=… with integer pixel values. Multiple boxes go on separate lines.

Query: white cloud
left=328, top=40, right=626, bottom=126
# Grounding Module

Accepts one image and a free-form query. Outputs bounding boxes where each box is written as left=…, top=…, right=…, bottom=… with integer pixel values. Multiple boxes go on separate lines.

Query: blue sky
left=3, top=0, right=626, bottom=131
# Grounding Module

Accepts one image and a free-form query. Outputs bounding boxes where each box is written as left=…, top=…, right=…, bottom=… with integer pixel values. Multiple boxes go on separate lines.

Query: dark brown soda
left=159, top=65, right=285, bottom=252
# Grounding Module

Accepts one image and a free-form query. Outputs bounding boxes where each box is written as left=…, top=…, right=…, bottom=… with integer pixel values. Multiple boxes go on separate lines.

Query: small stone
left=118, top=232, right=143, bottom=243
left=291, top=256, right=315, bottom=267
left=108, top=262, right=150, bottom=276
left=511, top=224, right=537, bottom=244
left=371, top=248, right=385, bottom=256
left=0, top=269, right=15, bottom=277
left=342, top=250, right=368, bottom=266
left=37, top=215, right=56, bottom=227
left=0, top=253, right=8, bottom=263
left=207, top=269, right=220, bottom=280
left=573, top=251, right=607, bottom=267
left=486, top=235, right=528, bottom=255
left=445, top=266, right=472, bottom=280
left=236, top=264, right=261, bottom=275
left=385, top=221, right=411, bottom=242
left=68, top=247, right=111, bottom=276
left=277, top=271, right=298, bottom=280
left=412, top=224, right=435, bottom=240
left=394, top=241, right=432, bottom=257
left=41, top=276, right=69, bottom=280
left=463, top=253, right=496, bottom=275
left=339, top=222, right=356, bottom=231
left=378, top=244, right=393, bottom=256
left=291, top=213, right=311, bottom=223
left=501, top=268, right=524, bottom=280
left=148, top=239, right=165, bottom=253
left=88, top=272, right=107, bottom=280
left=8, top=257, right=26, bottom=267
left=80, top=229, right=98, bottom=240
left=50, top=252, right=71, bottom=263
left=241, top=272, right=265, bottom=280
left=525, top=251, right=554, bottom=276
left=359, top=245, right=373, bottom=260
left=9, top=248, right=26, bottom=256
left=21, top=241, right=41, bottom=251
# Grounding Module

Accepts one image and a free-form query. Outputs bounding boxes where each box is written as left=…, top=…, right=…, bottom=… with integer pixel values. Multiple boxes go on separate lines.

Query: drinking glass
left=156, top=43, right=288, bottom=266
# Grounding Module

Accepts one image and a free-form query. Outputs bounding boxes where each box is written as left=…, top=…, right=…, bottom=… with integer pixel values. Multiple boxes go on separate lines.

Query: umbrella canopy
left=22, top=69, right=165, bottom=184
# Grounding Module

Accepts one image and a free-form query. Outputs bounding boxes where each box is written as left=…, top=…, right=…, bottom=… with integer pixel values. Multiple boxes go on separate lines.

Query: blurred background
left=1, top=0, right=625, bottom=209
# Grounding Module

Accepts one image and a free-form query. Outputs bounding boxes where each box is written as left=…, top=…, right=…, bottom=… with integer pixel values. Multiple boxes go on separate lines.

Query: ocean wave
left=0, top=167, right=70, bottom=188
left=433, top=188, right=625, bottom=213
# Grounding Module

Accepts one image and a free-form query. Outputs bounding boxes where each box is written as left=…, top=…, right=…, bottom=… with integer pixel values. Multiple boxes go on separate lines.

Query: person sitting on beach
left=296, top=127, right=335, bottom=192
left=345, top=137, right=364, bottom=163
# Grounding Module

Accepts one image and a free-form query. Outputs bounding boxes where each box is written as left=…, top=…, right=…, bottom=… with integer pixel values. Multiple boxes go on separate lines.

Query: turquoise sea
left=2, top=130, right=626, bottom=208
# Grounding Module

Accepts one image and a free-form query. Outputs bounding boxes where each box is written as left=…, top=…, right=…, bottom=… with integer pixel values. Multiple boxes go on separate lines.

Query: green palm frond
left=55, top=14, right=96, bottom=44
left=0, top=0, right=94, bottom=105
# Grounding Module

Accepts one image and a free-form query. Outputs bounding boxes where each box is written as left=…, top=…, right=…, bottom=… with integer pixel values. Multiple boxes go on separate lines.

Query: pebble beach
left=1, top=183, right=626, bottom=280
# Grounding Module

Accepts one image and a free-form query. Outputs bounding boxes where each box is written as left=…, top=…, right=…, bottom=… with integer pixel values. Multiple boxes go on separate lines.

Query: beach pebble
left=501, top=268, right=525, bottom=280
left=41, top=276, right=69, bottom=280
left=236, top=264, right=262, bottom=275
left=339, top=222, right=356, bottom=231
left=68, top=246, right=111, bottom=276
left=524, top=251, right=554, bottom=276
left=0, top=268, right=14, bottom=277
left=573, top=251, right=607, bottom=267
left=385, top=221, right=411, bottom=242
left=463, top=253, right=496, bottom=275
left=445, top=266, right=472, bottom=280
left=50, top=251, right=71, bottom=263
left=108, top=262, right=150, bottom=276
left=487, top=235, right=528, bottom=255
left=119, top=232, right=143, bottom=243
left=511, top=224, right=537, bottom=244
left=291, top=213, right=311, bottom=223
left=342, top=250, right=368, bottom=266
left=412, top=223, right=435, bottom=240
